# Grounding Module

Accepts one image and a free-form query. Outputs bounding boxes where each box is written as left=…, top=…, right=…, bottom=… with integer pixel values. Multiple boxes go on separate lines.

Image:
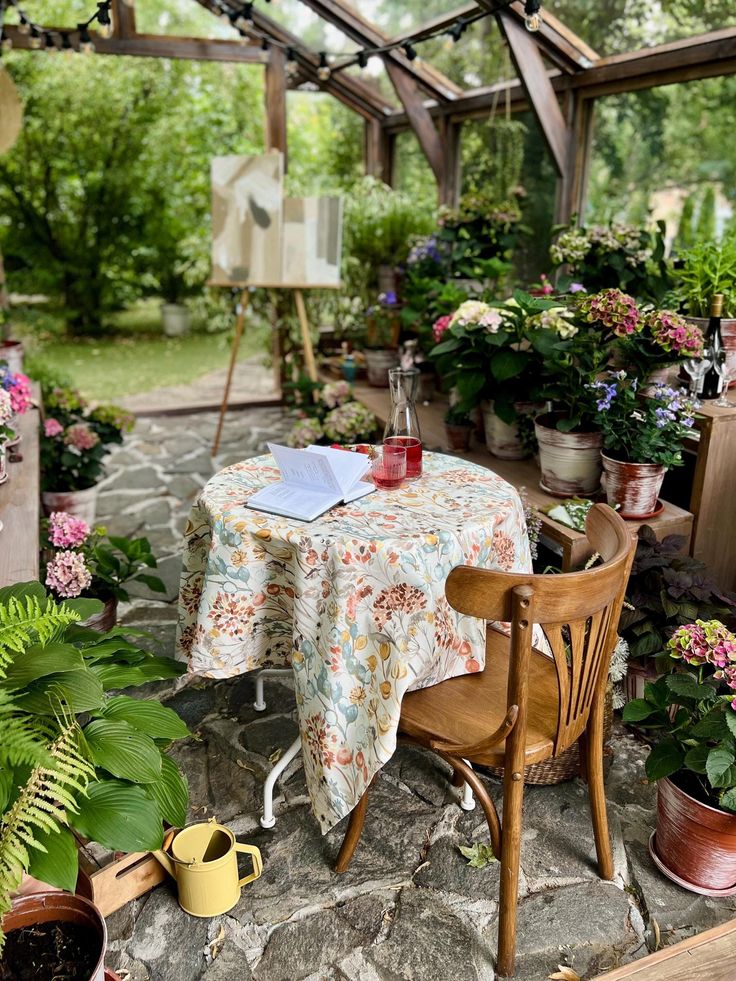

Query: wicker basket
left=481, top=686, right=614, bottom=786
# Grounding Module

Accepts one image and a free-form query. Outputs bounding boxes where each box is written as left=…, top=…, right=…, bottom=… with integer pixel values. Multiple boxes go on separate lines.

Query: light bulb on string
left=96, top=2, right=113, bottom=38
left=61, top=31, right=73, bottom=55
left=260, top=37, right=269, bottom=51
left=317, top=51, right=330, bottom=81
left=285, top=46, right=298, bottom=78
left=78, top=23, right=94, bottom=53
left=402, top=42, right=417, bottom=62
left=357, top=50, right=368, bottom=69
left=447, top=18, right=466, bottom=43
left=524, top=0, right=543, bottom=32
left=17, top=12, right=30, bottom=35
left=44, top=31, right=55, bottom=51
left=0, top=30, right=11, bottom=53
left=28, top=24, right=41, bottom=48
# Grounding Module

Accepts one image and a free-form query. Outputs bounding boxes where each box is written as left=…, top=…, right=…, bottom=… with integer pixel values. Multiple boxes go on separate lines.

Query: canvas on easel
left=209, top=152, right=343, bottom=454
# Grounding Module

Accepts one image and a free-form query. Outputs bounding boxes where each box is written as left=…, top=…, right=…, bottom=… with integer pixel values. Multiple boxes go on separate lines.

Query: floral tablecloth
left=176, top=451, right=531, bottom=832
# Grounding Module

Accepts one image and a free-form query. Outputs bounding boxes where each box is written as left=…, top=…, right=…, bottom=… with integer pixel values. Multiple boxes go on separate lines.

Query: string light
left=357, top=50, right=368, bottom=69
left=0, top=29, right=11, bottom=52
left=16, top=11, right=29, bottom=34
left=237, top=2, right=254, bottom=29
left=524, top=0, right=542, bottom=32
left=60, top=31, right=73, bottom=56
left=28, top=23, right=41, bottom=48
left=402, top=42, right=417, bottom=62
left=96, top=2, right=112, bottom=39
left=44, top=31, right=55, bottom=51
left=78, top=23, right=95, bottom=54
left=317, top=51, right=330, bottom=81
left=447, top=18, right=467, bottom=43
left=285, top=46, right=298, bottom=78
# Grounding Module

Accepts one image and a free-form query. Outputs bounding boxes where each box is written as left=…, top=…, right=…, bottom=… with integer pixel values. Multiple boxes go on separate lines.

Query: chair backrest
left=445, top=504, right=635, bottom=756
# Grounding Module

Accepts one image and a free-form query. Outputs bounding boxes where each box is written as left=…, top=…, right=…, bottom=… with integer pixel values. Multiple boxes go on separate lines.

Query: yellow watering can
left=154, top=819, right=263, bottom=917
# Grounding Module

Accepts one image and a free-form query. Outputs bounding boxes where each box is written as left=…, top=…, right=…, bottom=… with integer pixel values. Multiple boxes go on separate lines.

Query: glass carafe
left=384, top=367, right=422, bottom=479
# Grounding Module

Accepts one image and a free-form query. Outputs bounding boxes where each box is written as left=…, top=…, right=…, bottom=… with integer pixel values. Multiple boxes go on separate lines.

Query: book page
left=268, top=443, right=342, bottom=494
left=247, top=482, right=340, bottom=521
left=305, top=445, right=370, bottom=494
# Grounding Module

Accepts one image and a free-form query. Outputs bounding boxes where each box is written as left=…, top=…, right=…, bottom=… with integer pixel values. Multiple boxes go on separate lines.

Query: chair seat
left=399, top=627, right=560, bottom=766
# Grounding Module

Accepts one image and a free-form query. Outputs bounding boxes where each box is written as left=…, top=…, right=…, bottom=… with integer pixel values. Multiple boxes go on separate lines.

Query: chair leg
left=335, top=788, right=370, bottom=873
left=496, top=772, right=524, bottom=978
left=584, top=701, right=614, bottom=880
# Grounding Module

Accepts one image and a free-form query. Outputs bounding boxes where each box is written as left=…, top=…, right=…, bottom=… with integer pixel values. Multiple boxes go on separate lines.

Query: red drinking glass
left=384, top=436, right=422, bottom=480
left=371, top=444, right=407, bottom=489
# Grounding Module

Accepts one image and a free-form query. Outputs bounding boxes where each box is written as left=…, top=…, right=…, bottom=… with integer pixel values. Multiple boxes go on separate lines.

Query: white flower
left=630, top=410, right=645, bottom=422
left=0, top=389, right=12, bottom=425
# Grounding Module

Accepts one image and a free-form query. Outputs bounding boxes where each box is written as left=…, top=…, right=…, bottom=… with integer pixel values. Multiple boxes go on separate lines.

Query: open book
left=246, top=443, right=375, bottom=522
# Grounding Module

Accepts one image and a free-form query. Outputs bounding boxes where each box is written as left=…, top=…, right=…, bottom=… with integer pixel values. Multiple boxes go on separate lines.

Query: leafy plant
left=0, top=581, right=189, bottom=924
left=618, top=526, right=736, bottom=662
left=623, top=620, right=736, bottom=812
left=589, top=371, right=697, bottom=468
left=674, top=234, right=736, bottom=318
left=444, top=405, right=473, bottom=427
left=458, top=842, right=497, bottom=868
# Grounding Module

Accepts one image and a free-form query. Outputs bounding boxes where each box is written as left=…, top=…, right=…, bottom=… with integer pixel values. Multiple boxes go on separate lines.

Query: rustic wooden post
left=557, top=92, right=595, bottom=222
left=364, top=118, right=391, bottom=183
left=264, top=46, right=287, bottom=168
left=437, top=116, right=461, bottom=207
left=384, top=61, right=446, bottom=203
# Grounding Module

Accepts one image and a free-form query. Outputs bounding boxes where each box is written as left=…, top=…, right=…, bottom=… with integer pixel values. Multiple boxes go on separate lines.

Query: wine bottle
left=700, top=293, right=725, bottom=399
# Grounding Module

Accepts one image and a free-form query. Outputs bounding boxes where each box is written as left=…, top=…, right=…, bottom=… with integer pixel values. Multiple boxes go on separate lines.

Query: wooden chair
left=335, top=504, right=635, bottom=977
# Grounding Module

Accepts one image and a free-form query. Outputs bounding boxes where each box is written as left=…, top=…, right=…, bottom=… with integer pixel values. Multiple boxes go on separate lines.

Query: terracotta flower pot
left=364, top=349, right=398, bottom=388
left=42, top=485, right=99, bottom=526
left=81, top=596, right=118, bottom=632
left=482, top=400, right=543, bottom=461
left=444, top=423, right=472, bottom=452
left=534, top=412, right=602, bottom=497
left=651, top=775, right=736, bottom=895
left=1, top=892, right=107, bottom=981
left=601, top=454, right=665, bottom=519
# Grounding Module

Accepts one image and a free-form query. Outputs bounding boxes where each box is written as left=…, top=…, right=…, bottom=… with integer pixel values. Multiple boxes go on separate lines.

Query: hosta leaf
left=27, top=825, right=79, bottom=893
left=83, top=719, right=162, bottom=783
left=144, top=754, right=188, bottom=828
left=16, top=670, right=105, bottom=715
left=71, top=779, right=164, bottom=852
left=1, top=643, right=85, bottom=689
left=99, top=695, right=189, bottom=741
left=90, top=657, right=185, bottom=690
left=64, top=598, right=105, bottom=620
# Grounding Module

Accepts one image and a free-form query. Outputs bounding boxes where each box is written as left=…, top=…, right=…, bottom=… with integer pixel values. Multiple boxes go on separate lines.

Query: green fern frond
left=0, top=720, right=94, bottom=946
left=0, top=691, right=54, bottom=771
left=0, top=596, right=80, bottom=676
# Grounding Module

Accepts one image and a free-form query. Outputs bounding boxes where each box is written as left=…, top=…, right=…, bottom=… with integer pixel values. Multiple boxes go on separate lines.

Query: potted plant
left=615, top=308, right=705, bottom=389
left=444, top=405, right=473, bottom=452
left=623, top=619, right=736, bottom=894
left=549, top=220, right=670, bottom=303
left=283, top=377, right=377, bottom=448
left=590, top=371, right=697, bottom=518
left=529, top=290, right=618, bottom=495
left=618, top=526, right=736, bottom=701
left=0, top=364, right=32, bottom=448
left=674, top=235, right=736, bottom=385
left=40, top=389, right=134, bottom=524
left=42, top=512, right=166, bottom=629
left=363, top=292, right=400, bottom=387
left=0, top=581, right=189, bottom=925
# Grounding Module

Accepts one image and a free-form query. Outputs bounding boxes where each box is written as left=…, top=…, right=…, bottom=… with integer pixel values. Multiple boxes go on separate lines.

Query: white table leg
left=260, top=735, right=303, bottom=829
left=460, top=759, right=476, bottom=811
left=252, top=668, right=292, bottom=712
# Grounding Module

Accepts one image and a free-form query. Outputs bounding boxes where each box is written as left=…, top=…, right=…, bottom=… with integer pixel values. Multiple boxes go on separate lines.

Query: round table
left=177, top=450, right=531, bottom=832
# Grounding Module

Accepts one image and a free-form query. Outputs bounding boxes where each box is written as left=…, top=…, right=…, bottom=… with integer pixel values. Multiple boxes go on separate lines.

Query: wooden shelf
left=348, top=380, right=694, bottom=572
left=0, top=400, right=40, bottom=588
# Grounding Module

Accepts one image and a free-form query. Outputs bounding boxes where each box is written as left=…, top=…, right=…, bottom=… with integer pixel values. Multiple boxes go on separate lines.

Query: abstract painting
left=281, top=196, right=343, bottom=289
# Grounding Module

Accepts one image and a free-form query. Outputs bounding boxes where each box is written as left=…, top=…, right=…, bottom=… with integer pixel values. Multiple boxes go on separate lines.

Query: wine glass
left=714, top=353, right=735, bottom=407
left=683, top=355, right=713, bottom=397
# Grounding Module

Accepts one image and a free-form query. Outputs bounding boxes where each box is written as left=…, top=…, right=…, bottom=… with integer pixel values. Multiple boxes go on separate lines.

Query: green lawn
left=13, top=300, right=270, bottom=401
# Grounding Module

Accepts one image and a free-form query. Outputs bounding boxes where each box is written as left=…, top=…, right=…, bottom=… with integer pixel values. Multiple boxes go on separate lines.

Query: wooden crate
left=79, top=846, right=170, bottom=917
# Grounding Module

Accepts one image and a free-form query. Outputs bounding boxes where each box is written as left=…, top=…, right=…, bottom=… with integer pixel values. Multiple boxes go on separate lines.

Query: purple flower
left=569, top=282, right=586, bottom=293
left=379, top=290, right=397, bottom=306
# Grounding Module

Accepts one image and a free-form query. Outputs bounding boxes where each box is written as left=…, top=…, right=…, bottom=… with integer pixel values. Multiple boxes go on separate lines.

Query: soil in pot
left=0, top=921, right=98, bottom=981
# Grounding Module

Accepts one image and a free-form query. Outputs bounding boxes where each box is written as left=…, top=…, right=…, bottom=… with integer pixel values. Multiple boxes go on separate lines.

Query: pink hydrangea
left=321, top=381, right=352, bottom=409
left=44, top=418, right=64, bottom=438
left=45, top=550, right=92, bottom=598
left=646, top=310, right=704, bottom=357
left=64, top=423, right=100, bottom=451
left=7, top=373, right=32, bottom=415
left=48, top=511, right=90, bottom=548
left=579, top=288, right=642, bottom=337
left=432, top=314, right=452, bottom=343
left=668, top=619, right=736, bottom=670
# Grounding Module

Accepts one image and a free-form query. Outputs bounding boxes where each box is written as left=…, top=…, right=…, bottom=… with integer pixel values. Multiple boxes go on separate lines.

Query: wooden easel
left=211, top=286, right=318, bottom=456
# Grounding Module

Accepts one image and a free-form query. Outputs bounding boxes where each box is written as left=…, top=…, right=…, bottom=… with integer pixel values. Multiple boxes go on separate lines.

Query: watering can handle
left=235, top=843, right=263, bottom=887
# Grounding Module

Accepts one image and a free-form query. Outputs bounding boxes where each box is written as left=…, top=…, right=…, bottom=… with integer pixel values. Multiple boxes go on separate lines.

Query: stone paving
left=97, top=409, right=736, bottom=981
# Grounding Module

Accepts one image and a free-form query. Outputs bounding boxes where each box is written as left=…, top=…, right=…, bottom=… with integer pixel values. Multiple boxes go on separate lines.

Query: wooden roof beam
left=297, top=0, right=462, bottom=102
left=193, top=0, right=392, bottom=118
left=2, top=24, right=269, bottom=63
left=476, top=0, right=597, bottom=72
left=384, top=61, right=446, bottom=189
left=497, top=9, right=568, bottom=175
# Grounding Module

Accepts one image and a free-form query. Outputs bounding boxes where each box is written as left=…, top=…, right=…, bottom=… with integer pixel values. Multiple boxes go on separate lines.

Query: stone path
left=97, top=410, right=735, bottom=981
